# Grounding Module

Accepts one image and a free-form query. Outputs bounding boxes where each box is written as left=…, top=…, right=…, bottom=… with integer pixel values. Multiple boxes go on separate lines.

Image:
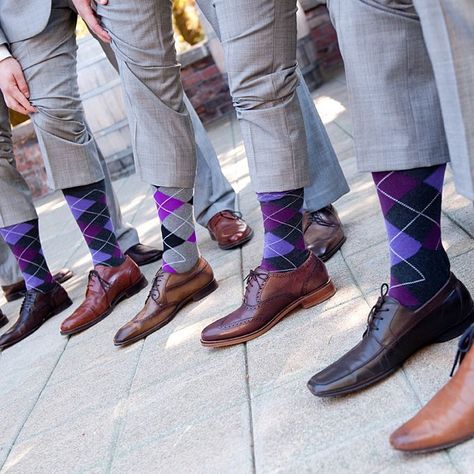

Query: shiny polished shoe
left=207, top=210, right=254, bottom=250
left=390, top=324, right=474, bottom=453
left=114, top=257, right=217, bottom=346
left=307, top=274, right=474, bottom=398
left=60, top=256, right=147, bottom=336
left=0, top=310, right=8, bottom=329
left=201, top=253, right=335, bottom=348
left=125, top=243, right=163, bottom=267
left=303, top=205, right=346, bottom=262
left=2, top=268, right=74, bottom=302
left=0, top=284, right=72, bottom=350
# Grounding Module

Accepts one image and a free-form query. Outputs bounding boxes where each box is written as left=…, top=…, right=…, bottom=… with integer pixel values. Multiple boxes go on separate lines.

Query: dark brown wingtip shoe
left=303, top=205, right=346, bottom=262
left=60, top=256, right=147, bottom=336
left=307, top=274, right=474, bottom=398
left=207, top=211, right=254, bottom=250
left=201, top=253, right=336, bottom=348
left=0, top=310, right=8, bottom=329
left=0, top=284, right=72, bottom=351
left=390, top=324, right=474, bottom=453
left=114, top=257, right=217, bottom=347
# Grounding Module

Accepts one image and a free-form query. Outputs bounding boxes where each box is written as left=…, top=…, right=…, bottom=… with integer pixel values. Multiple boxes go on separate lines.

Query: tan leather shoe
left=390, top=324, right=474, bottom=453
left=60, top=257, right=147, bottom=336
left=207, top=211, right=254, bottom=250
left=0, top=284, right=72, bottom=350
left=114, top=257, right=217, bottom=346
left=303, top=206, right=346, bottom=262
left=201, top=253, right=335, bottom=347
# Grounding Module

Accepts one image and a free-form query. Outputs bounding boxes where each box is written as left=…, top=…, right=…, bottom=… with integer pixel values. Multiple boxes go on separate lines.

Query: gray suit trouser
left=97, top=0, right=314, bottom=192
left=328, top=0, right=474, bottom=200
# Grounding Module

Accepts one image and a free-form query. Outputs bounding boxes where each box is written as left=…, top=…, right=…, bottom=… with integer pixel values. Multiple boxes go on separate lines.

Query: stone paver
left=1, top=68, right=473, bottom=473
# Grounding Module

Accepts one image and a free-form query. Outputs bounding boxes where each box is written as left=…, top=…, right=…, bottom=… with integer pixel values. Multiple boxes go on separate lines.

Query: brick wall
left=181, top=54, right=233, bottom=124
left=304, top=5, right=342, bottom=72
left=12, top=122, right=48, bottom=198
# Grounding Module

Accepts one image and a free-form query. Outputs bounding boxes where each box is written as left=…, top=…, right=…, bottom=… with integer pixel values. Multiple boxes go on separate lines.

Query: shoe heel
left=301, top=280, right=336, bottom=309
left=192, top=279, right=218, bottom=302
left=125, top=275, right=148, bottom=298
left=0, top=314, right=9, bottom=328
left=435, top=311, right=474, bottom=343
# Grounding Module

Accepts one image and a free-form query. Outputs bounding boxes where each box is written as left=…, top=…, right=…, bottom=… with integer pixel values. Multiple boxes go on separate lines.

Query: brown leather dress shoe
left=125, top=243, right=163, bottom=267
left=0, top=284, right=72, bottom=350
left=207, top=210, right=254, bottom=250
left=307, top=275, right=474, bottom=398
left=201, top=253, right=335, bottom=348
left=390, top=324, right=474, bottom=453
left=60, top=256, right=147, bottom=336
left=114, top=257, right=217, bottom=346
left=2, top=268, right=74, bottom=302
left=303, top=205, right=346, bottom=262
left=0, top=310, right=8, bottom=329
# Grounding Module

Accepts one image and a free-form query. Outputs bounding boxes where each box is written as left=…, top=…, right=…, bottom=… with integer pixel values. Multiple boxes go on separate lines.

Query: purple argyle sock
left=257, top=188, right=309, bottom=272
left=373, top=165, right=450, bottom=309
left=0, top=219, right=55, bottom=292
left=153, top=186, right=199, bottom=274
left=63, top=180, right=125, bottom=267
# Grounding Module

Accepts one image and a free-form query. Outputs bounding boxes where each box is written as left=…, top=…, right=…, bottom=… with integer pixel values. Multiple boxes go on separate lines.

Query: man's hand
left=72, top=0, right=111, bottom=43
left=0, top=57, right=36, bottom=115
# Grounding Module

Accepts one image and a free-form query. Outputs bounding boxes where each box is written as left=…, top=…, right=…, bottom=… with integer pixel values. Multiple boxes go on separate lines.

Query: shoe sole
left=60, top=275, right=148, bottom=336
left=210, top=228, right=254, bottom=251
left=200, top=279, right=336, bottom=348
left=114, top=278, right=219, bottom=347
left=319, top=235, right=347, bottom=263
left=0, top=297, right=73, bottom=351
left=0, top=314, right=9, bottom=329
left=391, top=433, right=474, bottom=454
left=308, top=309, right=474, bottom=398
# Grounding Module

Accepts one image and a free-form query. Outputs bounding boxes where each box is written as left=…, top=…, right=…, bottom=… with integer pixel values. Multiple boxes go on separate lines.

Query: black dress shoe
left=307, top=274, right=474, bottom=397
left=0, top=310, right=8, bottom=329
left=0, top=285, right=72, bottom=351
left=125, top=244, right=163, bottom=267
left=1, top=268, right=74, bottom=302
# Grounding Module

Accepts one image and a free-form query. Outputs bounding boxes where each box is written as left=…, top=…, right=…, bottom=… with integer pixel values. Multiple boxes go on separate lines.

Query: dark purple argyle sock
left=63, top=180, right=125, bottom=267
left=257, top=188, right=309, bottom=272
left=0, top=219, right=55, bottom=292
left=373, top=165, right=450, bottom=309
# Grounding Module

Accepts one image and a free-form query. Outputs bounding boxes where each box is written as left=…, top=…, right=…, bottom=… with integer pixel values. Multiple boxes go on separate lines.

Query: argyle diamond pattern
left=373, top=165, right=450, bottom=308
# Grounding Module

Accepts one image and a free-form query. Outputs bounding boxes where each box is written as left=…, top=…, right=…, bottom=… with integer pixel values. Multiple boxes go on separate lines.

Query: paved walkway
left=1, top=69, right=473, bottom=474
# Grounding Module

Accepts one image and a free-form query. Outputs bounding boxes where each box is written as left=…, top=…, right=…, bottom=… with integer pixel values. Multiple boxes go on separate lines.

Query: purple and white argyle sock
left=373, top=165, right=450, bottom=308
left=257, top=188, right=309, bottom=272
left=154, top=186, right=199, bottom=274
left=63, top=180, right=125, bottom=267
left=0, top=219, right=55, bottom=292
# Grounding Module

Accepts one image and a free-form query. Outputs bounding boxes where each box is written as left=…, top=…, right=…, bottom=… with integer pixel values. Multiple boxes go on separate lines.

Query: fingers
left=79, top=4, right=111, bottom=43
left=3, top=94, right=32, bottom=116
left=11, top=88, right=36, bottom=113
left=13, top=67, right=30, bottom=99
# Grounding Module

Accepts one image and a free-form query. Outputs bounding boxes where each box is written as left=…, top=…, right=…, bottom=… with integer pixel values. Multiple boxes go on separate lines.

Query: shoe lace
left=220, top=210, right=243, bottom=220
left=20, top=290, right=38, bottom=313
left=364, top=283, right=390, bottom=336
left=309, top=208, right=333, bottom=227
left=147, top=269, right=165, bottom=303
left=450, top=324, right=474, bottom=377
left=87, top=270, right=110, bottom=294
left=243, top=269, right=268, bottom=294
